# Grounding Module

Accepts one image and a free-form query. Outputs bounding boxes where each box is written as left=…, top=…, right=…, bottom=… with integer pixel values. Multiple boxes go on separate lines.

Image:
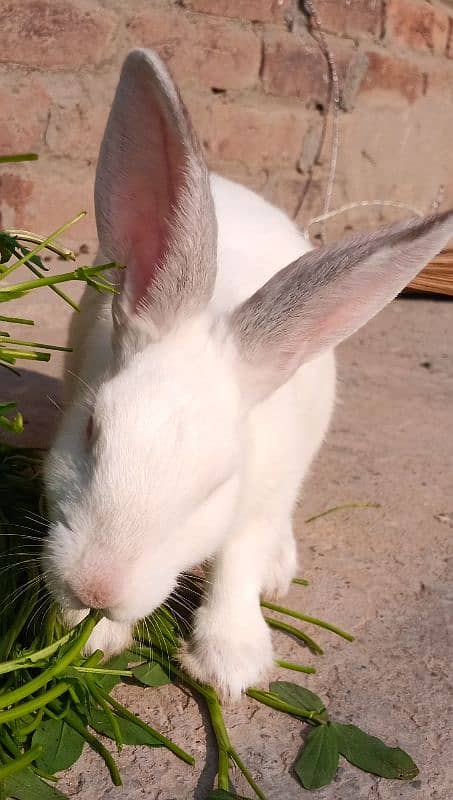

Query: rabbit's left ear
left=230, top=211, right=453, bottom=403
left=95, top=49, right=217, bottom=337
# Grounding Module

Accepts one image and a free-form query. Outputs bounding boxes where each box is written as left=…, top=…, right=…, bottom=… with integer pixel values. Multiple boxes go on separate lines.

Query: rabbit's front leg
left=180, top=518, right=293, bottom=700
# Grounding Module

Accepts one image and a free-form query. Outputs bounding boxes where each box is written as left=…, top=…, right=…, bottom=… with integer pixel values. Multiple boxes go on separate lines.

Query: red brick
left=0, top=173, right=34, bottom=229
left=262, top=32, right=361, bottom=108
left=423, top=62, right=453, bottom=100
left=181, top=0, right=292, bottom=23
left=127, top=8, right=261, bottom=91
left=447, top=18, right=453, bottom=59
left=44, top=77, right=109, bottom=160
left=312, top=0, right=382, bottom=39
left=0, top=76, right=50, bottom=154
left=188, top=94, right=311, bottom=167
left=262, top=32, right=326, bottom=103
left=6, top=163, right=95, bottom=248
left=297, top=124, right=323, bottom=173
left=385, top=0, right=449, bottom=55
left=0, top=0, right=117, bottom=69
left=359, top=51, right=425, bottom=103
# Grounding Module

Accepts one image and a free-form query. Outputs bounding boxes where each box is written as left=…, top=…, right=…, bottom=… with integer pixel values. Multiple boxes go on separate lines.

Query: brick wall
left=1, top=0, right=453, bottom=255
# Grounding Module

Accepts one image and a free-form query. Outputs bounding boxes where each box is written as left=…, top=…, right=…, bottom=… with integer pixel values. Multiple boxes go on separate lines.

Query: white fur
left=44, top=174, right=333, bottom=697
left=44, top=50, right=453, bottom=700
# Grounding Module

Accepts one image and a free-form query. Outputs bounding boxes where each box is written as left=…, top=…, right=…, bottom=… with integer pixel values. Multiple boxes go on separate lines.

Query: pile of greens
left=0, top=154, right=419, bottom=799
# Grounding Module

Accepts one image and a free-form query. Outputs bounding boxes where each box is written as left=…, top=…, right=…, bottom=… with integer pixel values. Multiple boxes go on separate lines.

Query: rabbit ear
left=231, top=211, right=453, bottom=403
left=95, top=49, right=216, bottom=338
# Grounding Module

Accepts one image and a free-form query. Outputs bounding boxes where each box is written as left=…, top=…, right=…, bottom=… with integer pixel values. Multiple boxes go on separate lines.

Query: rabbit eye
left=86, top=414, right=94, bottom=442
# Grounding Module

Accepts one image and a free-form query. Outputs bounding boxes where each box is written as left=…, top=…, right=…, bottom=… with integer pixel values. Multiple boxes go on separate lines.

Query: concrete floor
left=2, top=282, right=452, bottom=800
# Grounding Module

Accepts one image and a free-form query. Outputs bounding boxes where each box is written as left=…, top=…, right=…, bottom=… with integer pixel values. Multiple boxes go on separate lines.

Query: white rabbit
left=43, top=49, right=453, bottom=699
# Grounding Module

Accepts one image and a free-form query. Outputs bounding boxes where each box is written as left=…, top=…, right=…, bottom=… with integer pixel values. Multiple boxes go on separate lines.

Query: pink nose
left=67, top=577, right=118, bottom=610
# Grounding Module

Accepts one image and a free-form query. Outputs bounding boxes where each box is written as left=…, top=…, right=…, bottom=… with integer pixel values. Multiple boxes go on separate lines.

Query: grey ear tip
left=124, top=47, right=156, bottom=63
left=122, top=48, right=169, bottom=80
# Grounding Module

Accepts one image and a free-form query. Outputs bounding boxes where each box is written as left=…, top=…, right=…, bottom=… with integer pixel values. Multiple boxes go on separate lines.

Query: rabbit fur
left=43, top=49, right=453, bottom=699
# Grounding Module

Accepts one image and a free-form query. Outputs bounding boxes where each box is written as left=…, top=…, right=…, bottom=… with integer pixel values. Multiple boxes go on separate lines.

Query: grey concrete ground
left=2, top=283, right=452, bottom=800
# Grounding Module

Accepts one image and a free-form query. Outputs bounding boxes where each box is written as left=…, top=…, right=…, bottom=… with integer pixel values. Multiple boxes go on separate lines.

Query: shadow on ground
left=1, top=368, right=62, bottom=448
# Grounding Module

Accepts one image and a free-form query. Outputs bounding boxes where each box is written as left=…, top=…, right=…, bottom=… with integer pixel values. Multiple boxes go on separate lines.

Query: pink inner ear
left=125, top=193, right=167, bottom=311
left=109, top=106, right=182, bottom=312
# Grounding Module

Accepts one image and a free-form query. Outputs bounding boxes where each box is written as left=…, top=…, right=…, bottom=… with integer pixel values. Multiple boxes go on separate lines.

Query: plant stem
left=0, top=745, right=43, bottom=780
left=305, top=502, right=380, bottom=524
left=73, top=667, right=134, bottom=677
left=0, top=338, right=71, bottom=352
left=0, top=263, right=115, bottom=297
left=132, top=645, right=267, bottom=800
left=0, top=153, right=38, bottom=163
left=0, top=212, right=86, bottom=280
left=204, top=691, right=231, bottom=791
left=0, top=681, right=69, bottom=724
left=0, top=315, right=34, bottom=325
left=89, top=684, right=123, bottom=752
left=81, top=649, right=105, bottom=667
left=14, top=707, right=44, bottom=737
left=0, top=349, right=50, bottom=362
left=96, top=686, right=194, bottom=765
left=264, top=617, right=323, bottom=655
left=262, top=601, right=354, bottom=642
left=53, top=703, right=122, bottom=787
left=6, top=229, right=75, bottom=260
left=0, top=630, right=74, bottom=675
left=291, top=577, right=309, bottom=586
left=217, top=747, right=230, bottom=791
left=0, top=612, right=99, bottom=708
left=12, top=245, right=79, bottom=311
left=246, top=689, right=325, bottom=725
left=275, top=660, right=316, bottom=674
left=229, top=749, right=268, bottom=800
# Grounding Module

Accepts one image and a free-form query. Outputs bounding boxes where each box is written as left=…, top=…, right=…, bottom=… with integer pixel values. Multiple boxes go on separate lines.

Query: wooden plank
left=406, top=249, right=453, bottom=296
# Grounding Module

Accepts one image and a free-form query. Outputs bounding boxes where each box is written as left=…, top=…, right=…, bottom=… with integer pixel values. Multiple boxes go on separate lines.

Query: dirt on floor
left=2, top=289, right=452, bottom=800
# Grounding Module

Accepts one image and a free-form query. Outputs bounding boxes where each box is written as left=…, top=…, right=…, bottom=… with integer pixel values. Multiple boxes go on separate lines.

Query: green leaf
left=31, top=717, right=85, bottom=773
left=92, top=653, right=130, bottom=691
left=87, top=707, right=162, bottom=747
left=0, top=402, right=16, bottom=414
left=56, top=675, right=91, bottom=707
left=333, top=723, right=419, bottom=780
left=269, top=681, right=328, bottom=719
left=4, top=766, right=67, bottom=800
left=295, top=724, right=339, bottom=790
left=0, top=409, right=23, bottom=433
left=207, top=791, right=251, bottom=799
left=131, top=661, right=171, bottom=687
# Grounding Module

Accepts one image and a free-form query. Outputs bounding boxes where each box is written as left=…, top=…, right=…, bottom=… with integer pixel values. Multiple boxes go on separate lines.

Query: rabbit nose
left=67, top=577, right=118, bottom=610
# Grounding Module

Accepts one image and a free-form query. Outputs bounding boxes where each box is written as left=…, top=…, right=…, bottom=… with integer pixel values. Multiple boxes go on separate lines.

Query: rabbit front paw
left=179, top=605, right=274, bottom=701
left=84, top=617, right=132, bottom=659
left=261, top=528, right=298, bottom=600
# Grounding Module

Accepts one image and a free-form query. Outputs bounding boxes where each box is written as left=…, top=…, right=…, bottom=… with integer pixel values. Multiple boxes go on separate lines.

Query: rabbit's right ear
left=230, top=211, right=453, bottom=404
left=95, top=49, right=217, bottom=339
